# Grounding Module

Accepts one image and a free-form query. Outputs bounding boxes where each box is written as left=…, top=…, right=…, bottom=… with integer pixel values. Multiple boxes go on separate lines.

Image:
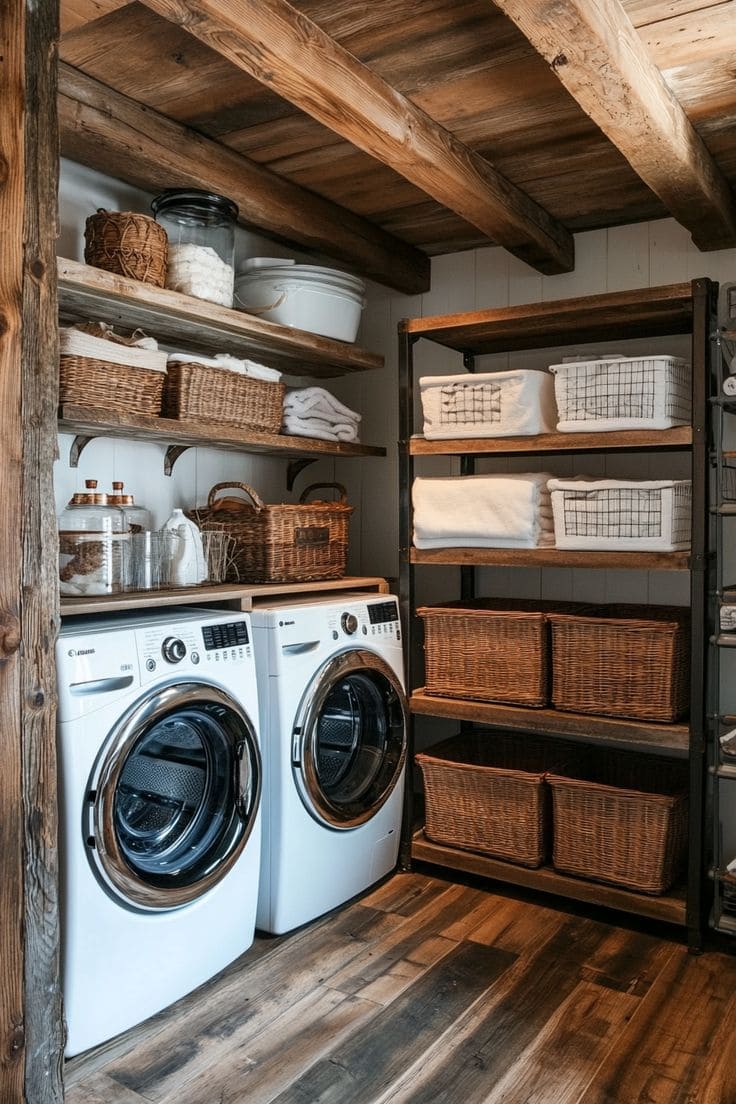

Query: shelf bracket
left=287, top=458, right=317, bottom=492
left=164, top=445, right=192, bottom=477
left=69, top=434, right=96, bottom=468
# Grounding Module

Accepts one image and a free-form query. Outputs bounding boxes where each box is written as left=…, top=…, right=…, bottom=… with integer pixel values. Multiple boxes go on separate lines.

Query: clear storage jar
left=151, top=189, right=238, bottom=307
left=109, top=481, right=152, bottom=533
left=58, top=480, right=130, bottom=596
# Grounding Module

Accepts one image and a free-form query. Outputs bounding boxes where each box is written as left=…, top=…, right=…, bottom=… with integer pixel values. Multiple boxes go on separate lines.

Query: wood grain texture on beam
left=493, top=0, right=736, bottom=251
left=1, top=1, right=64, bottom=1102
left=137, top=0, right=574, bottom=275
left=58, top=64, right=430, bottom=295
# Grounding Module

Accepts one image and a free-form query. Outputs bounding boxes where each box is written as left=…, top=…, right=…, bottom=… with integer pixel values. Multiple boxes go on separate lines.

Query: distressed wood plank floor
left=64, top=873, right=736, bottom=1104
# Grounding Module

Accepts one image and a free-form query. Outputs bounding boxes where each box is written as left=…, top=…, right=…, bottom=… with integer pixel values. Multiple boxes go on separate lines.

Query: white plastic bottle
left=161, top=508, right=208, bottom=586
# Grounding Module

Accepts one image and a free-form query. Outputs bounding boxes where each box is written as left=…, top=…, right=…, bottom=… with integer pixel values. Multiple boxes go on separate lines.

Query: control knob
left=341, top=612, right=358, bottom=635
left=162, top=637, right=187, bottom=664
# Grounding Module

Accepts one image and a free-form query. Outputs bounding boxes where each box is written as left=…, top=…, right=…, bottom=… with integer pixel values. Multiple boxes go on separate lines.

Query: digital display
left=201, top=621, right=249, bottom=650
left=368, top=601, right=399, bottom=625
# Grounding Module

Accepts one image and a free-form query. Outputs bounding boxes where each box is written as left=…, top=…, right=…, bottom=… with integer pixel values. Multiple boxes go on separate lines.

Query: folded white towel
left=284, top=386, right=361, bottom=424
left=413, top=473, right=554, bottom=548
left=213, top=353, right=282, bottom=382
left=282, top=414, right=359, bottom=443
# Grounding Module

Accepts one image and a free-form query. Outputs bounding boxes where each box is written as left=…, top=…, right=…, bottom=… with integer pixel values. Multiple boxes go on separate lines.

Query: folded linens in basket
left=419, top=369, right=557, bottom=440
left=412, top=473, right=554, bottom=548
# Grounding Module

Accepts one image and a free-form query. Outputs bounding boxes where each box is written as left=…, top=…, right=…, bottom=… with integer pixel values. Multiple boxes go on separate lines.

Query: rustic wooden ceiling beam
left=137, top=0, right=574, bottom=275
left=58, top=63, right=431, bottom=295
left=492, top=0, right=736, bottom=251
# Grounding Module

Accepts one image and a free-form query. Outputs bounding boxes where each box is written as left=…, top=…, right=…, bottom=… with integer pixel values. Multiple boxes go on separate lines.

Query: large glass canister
left=58, top=480, right=130, bottom=596
left=151, top=189, right=238, bottom=307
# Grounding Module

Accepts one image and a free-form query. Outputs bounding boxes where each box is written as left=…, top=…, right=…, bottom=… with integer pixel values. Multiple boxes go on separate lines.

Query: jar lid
left=151, top=189, right=239, bottom=223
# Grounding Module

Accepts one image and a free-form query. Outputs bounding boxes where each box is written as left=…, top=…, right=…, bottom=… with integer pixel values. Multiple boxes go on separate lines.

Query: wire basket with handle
left=186, top=481, right=352, bottom=583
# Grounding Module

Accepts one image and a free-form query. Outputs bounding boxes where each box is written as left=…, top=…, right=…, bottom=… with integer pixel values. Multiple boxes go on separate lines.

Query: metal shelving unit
left=398, top=279, right=716, bottom=949
left=708, top=320, right=736, bottom=934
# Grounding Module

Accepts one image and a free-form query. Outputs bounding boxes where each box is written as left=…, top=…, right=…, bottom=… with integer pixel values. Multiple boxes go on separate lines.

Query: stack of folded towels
left=282, top=387, right=361, bottom=442
left=412, top=473, right=555, bottom=549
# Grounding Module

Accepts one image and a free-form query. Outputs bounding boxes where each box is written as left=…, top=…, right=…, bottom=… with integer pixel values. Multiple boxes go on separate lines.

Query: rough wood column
left=0, top=1, right=63, bottom=1101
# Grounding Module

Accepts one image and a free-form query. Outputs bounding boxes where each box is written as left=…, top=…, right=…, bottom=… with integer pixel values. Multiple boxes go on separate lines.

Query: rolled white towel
left=282, top=414, right=359, bottom=443
left=284, top=386, right=361, bottom=424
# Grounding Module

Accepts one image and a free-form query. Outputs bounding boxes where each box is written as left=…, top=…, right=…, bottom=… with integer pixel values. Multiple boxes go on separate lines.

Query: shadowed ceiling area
left=59, top=0, right=736, bottom=292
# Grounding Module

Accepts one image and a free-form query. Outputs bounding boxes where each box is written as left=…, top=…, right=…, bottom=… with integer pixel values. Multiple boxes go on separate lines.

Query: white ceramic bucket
left=234, top=263, right=366, bottom=343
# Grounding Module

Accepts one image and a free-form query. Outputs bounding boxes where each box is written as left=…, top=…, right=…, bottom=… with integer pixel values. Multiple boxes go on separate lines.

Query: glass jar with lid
left=151, top=189, right=238, bottom=307
left=108, top=481, right=152, bottom=533
left=58, top=479, right=130, bottom=596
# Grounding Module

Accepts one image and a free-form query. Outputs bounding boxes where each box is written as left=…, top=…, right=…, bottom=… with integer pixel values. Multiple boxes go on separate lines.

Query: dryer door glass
left=295, top=650, right=407, bottom=828
left=93, top=684, right=260, bottom=910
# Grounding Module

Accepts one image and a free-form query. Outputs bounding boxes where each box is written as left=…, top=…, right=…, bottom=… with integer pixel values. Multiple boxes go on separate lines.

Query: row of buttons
left=145, top=646, right=248, bottom=672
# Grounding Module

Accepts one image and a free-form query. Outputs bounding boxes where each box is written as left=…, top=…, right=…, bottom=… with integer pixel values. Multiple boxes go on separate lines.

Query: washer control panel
left=138, top=619, right=252, bottom=679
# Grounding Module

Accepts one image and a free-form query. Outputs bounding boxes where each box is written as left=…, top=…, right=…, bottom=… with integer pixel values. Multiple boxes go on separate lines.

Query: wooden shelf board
left=410, top=547, right=690, bottom=571
left=409, top=689, right=689, bottom=756
left=411, top=831, right=687, bottom=925
left=58, top=257, right=383, bottom=378
left=58, top=404, right=385, bottom=460
left=715, top=634, right=736, bottom=648
left=59, top=576, right=389, bottom=616
left=399, top=282, right=694, bottom=354
left=410, top=426, right=692, bottom=456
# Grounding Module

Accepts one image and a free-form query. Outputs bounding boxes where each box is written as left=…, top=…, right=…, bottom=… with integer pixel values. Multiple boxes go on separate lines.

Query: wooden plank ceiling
left=58, top=0, right=736, bottom=291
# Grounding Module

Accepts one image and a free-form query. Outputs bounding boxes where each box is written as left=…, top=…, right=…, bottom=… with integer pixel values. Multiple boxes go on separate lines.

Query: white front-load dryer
left=57, top=607, right=262, bottom=1056
left=250, top=593, right=407, bottom=935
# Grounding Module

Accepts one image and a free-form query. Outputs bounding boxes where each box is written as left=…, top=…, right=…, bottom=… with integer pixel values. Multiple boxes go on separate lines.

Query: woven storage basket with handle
left=84, top=209, right=168, bottom=286
left=186, top=481, right=352, bottom=583
left=59, top=325, right=167, bottom=416
left=548, top=749, right=688, bottom=895
left=548, top=604, right=690, bottom=722
left=416, top=732, right=571, bottom=868
left=163, top=359, right=284, bottom=433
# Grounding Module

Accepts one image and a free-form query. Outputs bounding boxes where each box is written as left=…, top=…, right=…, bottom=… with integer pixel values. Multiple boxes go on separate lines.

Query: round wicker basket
left=84, top=208, right=168, bottom=286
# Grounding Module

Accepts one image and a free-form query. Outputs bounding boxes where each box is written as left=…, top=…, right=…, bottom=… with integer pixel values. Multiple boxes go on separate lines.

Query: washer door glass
left=295, top=650, right=407, bottom=828
left=92, top=683, right=260, bottom=910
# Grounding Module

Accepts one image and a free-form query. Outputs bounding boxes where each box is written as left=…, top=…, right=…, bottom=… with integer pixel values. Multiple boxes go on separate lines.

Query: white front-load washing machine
left=250, top=592, right=407, bottom=935
left=57, top=607, right=262, bottom=1056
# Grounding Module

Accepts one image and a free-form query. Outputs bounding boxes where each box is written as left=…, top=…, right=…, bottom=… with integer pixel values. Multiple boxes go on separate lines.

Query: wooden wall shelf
left=409, top=690, right=689, bottom=756
left=58, top=257, right=384, bottom=378
left=58, top=404, right=386, bottom=475
left=59, top=576, right=390, bottom=617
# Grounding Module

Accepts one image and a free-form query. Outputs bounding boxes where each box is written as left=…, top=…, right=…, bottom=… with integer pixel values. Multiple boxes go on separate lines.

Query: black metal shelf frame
left=398, top=279, right=716, bottom=951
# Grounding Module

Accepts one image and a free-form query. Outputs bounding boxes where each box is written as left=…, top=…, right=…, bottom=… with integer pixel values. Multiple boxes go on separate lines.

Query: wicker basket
left=416, top=732, right=568, bottom=867
left=548, top=604, right=690, bottom=722
left=59, top=325, right=167, bottom=416
left=548, top=750, right=688, bottom=894
left=84, top=209, right=168, bottom=286
left=418, top=599, right=587, bottom=708
left=187, top=481, right=352, bottom=583
left=163, top=359, right=285, bottom=434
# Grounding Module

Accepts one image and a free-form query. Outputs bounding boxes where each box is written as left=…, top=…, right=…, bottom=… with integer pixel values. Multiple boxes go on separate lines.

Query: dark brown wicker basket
left=548, top=604, right=690, bottom=722
left=416, top=732, right=567, bottom=868
left=418, top=599, right=588, bottom=708
left=163, top=359, right=285, bottom=434
left=84, top=209, right=168, bottom=286
left=548, top=750, right=688, bottom=895
left=187, top=481, right=352, bottom=583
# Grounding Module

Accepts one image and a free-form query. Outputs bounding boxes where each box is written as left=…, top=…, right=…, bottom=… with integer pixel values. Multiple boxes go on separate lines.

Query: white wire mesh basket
left=549, top=355, right=691, bottom=432
left=548, top=478, right=692, bottom=551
